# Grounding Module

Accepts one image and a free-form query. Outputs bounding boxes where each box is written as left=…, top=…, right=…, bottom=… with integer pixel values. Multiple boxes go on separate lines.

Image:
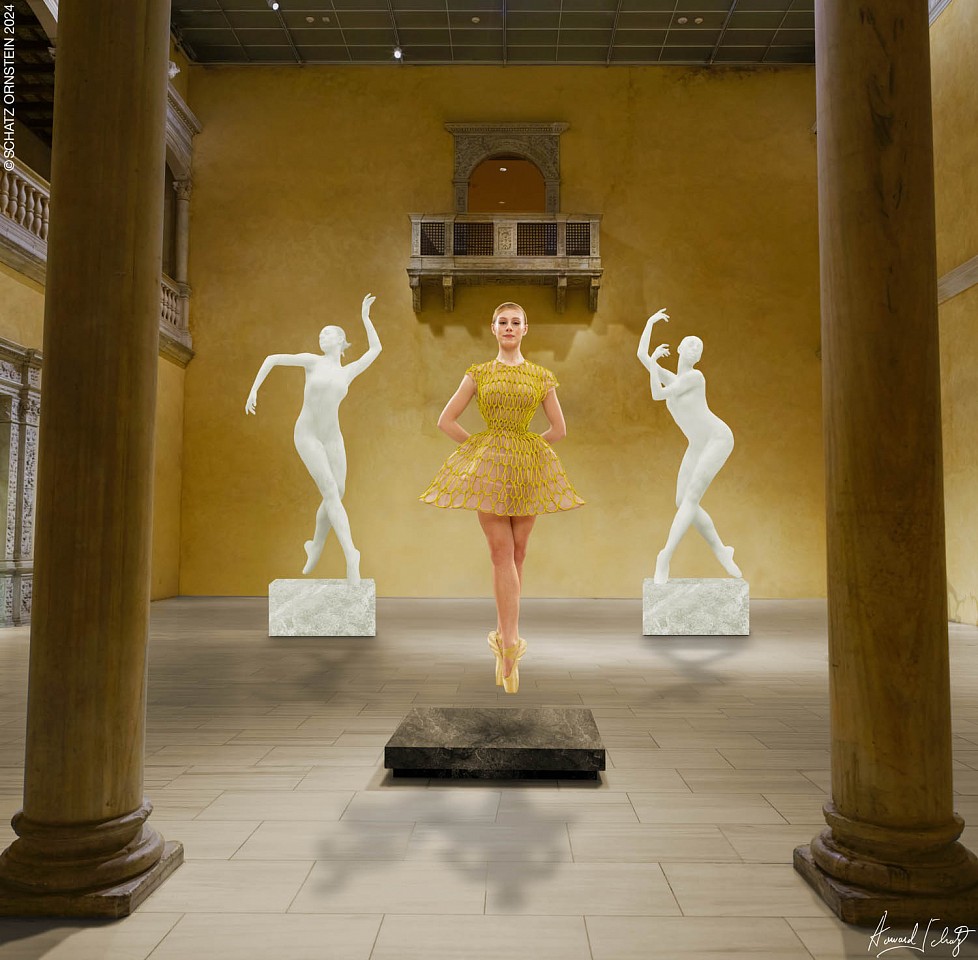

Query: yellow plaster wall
left=932, top=0, right=978, bottom=624
left=151, top=359, right=186, bottom=600
left=181, top=64, right=823, bottom=598
left=0, top=263, right=44, bottom=348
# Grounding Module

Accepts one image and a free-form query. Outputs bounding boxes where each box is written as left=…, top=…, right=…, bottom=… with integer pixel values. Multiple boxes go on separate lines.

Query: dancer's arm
left=343, top=293, right=382, bottom=381
left=637, top=309, right=676, bottom=383
left=245, top=354, right=315, bottom=414
left=647, top=344, right=672, bottom=401
left=540, top=389, right=567, bottom=443
left=436, top=375, right=477, bottom=443
left=651, top=362, right=704, bottom=402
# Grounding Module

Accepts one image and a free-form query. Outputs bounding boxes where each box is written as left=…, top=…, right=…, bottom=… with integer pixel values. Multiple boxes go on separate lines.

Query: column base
left=794, top=843, right=978, bottom=926
left=0, top=840, right=183, bottom=919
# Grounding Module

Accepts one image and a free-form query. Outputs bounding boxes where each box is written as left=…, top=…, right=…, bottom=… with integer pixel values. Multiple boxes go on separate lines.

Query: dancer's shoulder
left=525, top=361, right=559, bottom=391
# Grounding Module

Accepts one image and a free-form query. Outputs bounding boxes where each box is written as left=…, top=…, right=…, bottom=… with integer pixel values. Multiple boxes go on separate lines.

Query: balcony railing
left=0, top=158, right=193, bottom=365
left=408, top=212, right=603, bottom=313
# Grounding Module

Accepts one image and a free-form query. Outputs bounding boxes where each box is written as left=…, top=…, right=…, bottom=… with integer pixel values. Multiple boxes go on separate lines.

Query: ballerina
left=637, top=308, right=741, bottom=585
left=245, top=293, right=381, bottom=584
left=420, top=302, right=584, bottom=693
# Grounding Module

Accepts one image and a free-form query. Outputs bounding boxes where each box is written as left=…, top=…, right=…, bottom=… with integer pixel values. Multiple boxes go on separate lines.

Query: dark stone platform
left=384, top=707, right=606, bottom=780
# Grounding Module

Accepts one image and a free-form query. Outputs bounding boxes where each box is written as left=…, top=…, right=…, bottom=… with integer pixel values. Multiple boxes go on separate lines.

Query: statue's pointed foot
left=720, top=545, right=742, bottom=579
left=302, top=540, right=320, bottom=576
left=653, top=550, right=669, bottom=585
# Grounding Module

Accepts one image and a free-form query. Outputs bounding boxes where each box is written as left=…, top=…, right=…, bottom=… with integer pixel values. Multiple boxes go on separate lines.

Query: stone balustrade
left=0, top=158, right=194, bottom=366
left=0, top=163, right=50, bottom=246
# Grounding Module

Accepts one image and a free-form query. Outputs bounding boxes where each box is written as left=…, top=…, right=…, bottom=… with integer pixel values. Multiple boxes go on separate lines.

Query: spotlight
left=267, top=0, right=280, bottom=9
left=393, top=45, right=403, bottom=59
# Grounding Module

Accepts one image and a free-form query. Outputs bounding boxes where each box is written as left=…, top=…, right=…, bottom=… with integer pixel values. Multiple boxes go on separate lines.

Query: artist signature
left=870, top=911, right=976, bottom=957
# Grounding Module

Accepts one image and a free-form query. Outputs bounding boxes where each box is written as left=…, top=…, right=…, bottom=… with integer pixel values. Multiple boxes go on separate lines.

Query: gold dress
left=420, top=359, right=585, bottom=516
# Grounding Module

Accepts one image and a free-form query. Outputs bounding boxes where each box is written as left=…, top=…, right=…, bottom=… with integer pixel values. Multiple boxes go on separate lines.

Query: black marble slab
left=384, top=706, right=606, bottom=780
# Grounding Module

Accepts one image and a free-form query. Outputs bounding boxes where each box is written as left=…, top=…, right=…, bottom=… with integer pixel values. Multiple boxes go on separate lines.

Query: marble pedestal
left=269, top=579, right=376, bottom=637
left=385, top=707, right=606, bottom=779
left=643, top=577, right=749, bottom=636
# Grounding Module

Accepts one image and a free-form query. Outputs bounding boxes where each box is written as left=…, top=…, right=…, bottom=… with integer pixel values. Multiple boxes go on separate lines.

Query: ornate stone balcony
left=0, top=159, right=49, bottom=282
left=408, top=212, right=603, bottom=313
left=0, top=158, right=194, bottom=366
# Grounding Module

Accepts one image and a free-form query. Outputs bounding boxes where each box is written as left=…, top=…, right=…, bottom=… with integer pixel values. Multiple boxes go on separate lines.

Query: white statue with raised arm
left=637, top=308, right=742, bottom=585
left=246, top=293, right=381, bottom=584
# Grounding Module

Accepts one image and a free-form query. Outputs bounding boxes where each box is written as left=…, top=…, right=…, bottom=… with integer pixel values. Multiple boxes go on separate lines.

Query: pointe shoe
left=499, top=636, right=527, bottom=694
left=719, top=545, right=742, bottom=579
left=488, top=631, right=503, bottom=686
left=653, top=549, right=670, bottom=585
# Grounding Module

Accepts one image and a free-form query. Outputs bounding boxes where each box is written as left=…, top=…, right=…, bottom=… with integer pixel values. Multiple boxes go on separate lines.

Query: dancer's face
left=678, top=336, right=703, bottom=364
left=492, top=308, right=527, bottom=348
left=319, top=326, right=346, bottom=352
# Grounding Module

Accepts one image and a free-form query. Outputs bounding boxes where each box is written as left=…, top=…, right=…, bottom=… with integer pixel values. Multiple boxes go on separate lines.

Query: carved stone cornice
left=160, top=329, right=194, bottom=366
left=0, top=225, right=46, bottom=285
left=937, top=253, right=978, bottom=304
left=165, top=83, right=202, bottom=180
left=929, top=0, right=953, bottom=24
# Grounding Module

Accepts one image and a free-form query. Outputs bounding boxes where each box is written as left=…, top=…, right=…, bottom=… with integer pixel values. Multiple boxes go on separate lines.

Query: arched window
left=467, top=154, right=547, bottom=213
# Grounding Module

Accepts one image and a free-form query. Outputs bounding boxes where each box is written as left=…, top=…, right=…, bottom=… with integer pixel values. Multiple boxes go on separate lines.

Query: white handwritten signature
left=870, top=911, right=976, bottom=957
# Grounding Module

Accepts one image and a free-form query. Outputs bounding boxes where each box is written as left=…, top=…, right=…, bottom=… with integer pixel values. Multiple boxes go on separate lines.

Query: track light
left=393, top=46, right=403, bottom=60
left=267, top=0, right=280, bottom=9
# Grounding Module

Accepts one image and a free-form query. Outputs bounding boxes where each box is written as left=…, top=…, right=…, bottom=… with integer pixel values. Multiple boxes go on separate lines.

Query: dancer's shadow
left=307, top=782, right=580, bottom=910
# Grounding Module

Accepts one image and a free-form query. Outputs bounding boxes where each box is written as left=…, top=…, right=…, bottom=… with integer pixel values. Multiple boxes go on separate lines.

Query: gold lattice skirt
left=420, top=430, right=585, bottom=516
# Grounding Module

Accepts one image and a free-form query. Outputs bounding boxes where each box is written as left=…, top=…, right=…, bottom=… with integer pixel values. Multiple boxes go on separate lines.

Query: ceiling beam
left=605, top=0, right=623, bottom=65
left=708, top=0, right=737, bottom=66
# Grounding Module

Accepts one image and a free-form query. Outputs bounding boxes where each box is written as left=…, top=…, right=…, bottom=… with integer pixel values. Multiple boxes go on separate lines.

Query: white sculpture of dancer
left=245, top=293, right=381, bottom=584
left=637, top=308, right=742, bottom=585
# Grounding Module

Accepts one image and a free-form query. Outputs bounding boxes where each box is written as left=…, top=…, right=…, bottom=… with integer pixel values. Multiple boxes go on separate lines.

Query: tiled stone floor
left=1, top=597, right=978, bottom=958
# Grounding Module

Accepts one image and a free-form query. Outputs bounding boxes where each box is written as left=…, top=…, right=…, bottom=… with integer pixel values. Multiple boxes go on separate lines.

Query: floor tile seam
left=136, top=910, right=186, bottom=960
left=581, top=913, right=596, bottom=959
left=366, top=913, right=388, bottom=959
left=283, top=859, right=318, bottom=914
left=799, top=770, right=828, bottom=793
left=225, top=819, right=265, bottom=860
left=782, top=916, right=822, bottom=960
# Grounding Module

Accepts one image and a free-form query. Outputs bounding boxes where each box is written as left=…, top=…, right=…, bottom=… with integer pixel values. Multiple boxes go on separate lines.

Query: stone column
left=172, top=178, right=192, bottom=285
left=0, top=0, right=183, bottom=917
left=794, top=1, right=978, bottom=924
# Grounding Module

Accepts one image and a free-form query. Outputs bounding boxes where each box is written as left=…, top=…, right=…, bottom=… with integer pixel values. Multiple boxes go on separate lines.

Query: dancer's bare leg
left=671, top=445, right=739, bottom=576
left=495, top=515, right=536, bottom=630
left=296, top=433, right=359, bottom=583
left=512, top=515, right=536, bottom=588
left=303, top=500, right=333, bottom=575
left=654, top=436, right=733, bottom=584
left=691, top=508, right=741, bottom=577
left=479, top=512, right=522, bottom=678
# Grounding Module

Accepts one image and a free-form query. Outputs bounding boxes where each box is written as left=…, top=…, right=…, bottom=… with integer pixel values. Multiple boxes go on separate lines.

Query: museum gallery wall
left=0, top=10, right=974, bottom=615
left=180, top=64, right=824, bottom=599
